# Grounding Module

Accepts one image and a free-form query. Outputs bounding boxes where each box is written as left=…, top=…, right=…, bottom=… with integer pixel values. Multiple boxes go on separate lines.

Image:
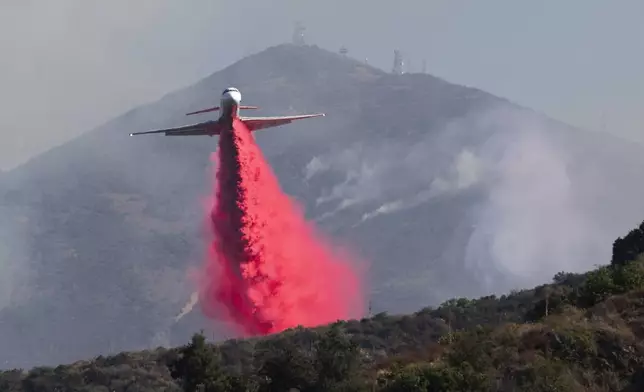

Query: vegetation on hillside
left=2, top=220, right=644, bottom=391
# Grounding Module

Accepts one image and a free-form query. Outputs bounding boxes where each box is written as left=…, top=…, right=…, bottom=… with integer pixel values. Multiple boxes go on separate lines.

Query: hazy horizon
left=1, top=0, right=642, bottom=170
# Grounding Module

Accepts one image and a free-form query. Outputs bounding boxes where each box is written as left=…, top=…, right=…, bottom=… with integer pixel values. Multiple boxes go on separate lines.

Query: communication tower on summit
left=292, top=22, right=306, bottom=46
left=392, top=50, right=404, bottom=74
left=339, top=46, right=348, bottom=56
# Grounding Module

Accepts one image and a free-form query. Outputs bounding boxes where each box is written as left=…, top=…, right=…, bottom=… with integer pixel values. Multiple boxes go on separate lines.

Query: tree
left=611, top=220, right=644, bottom=267
left=169, top=332, right=240, bottom=392
left=313, top=323, right=363, bottom=390
left=378, top=363, right=490, bottom=392
left=255, top=336, right=317, bottom=392
left=578, top=266, right=616, bottom=307
left=612, top=256, right=644, bottom=291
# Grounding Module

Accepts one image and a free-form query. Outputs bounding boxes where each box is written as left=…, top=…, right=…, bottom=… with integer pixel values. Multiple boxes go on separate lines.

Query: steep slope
left=4, top=248, right=644, bottom=391
left=1, top=43, right=644, bottom=369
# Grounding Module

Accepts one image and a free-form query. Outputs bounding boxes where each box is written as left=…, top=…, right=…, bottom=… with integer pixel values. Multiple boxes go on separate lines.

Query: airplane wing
left=241, top=113, right=325, bottom=132
left=129, top=120, right=222, bottom=136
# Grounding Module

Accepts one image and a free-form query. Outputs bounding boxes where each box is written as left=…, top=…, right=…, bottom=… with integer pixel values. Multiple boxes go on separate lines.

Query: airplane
left=129, top=87, right=325, bottom=137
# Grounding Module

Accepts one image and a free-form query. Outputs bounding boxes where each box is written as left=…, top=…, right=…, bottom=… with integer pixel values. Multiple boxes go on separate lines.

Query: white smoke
left=464, top=121, right=608, bottom=291
left=174, top=291, right=199, bottom=323
left=430, top=149, right=485, bottom=195
left=305, top=106, right=639, bottom=296
left=308, top=136, right=450, bottom=222
left=359, top=149, right=485, bottom=222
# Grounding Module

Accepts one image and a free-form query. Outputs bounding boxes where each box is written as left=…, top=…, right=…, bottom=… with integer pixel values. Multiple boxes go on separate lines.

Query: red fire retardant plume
left=198, top=119, right=365, bottom=336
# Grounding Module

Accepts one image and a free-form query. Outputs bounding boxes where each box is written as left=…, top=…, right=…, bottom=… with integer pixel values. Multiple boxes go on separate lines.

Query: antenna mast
left=392, top=50, right=404, bottom=74
left=292, top=22, right=306, bottom=46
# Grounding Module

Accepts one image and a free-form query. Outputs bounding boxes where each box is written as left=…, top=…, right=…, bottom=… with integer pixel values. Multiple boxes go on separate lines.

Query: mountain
left=2, top=43, right=644, bottom=369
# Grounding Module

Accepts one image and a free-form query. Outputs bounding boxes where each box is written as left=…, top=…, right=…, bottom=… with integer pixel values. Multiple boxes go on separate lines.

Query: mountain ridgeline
left=1, top=44, right=644, bottom=369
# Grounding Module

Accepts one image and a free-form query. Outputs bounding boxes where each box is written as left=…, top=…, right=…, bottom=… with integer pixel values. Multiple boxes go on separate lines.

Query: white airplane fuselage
left=219, top=87, right=242, bottom=122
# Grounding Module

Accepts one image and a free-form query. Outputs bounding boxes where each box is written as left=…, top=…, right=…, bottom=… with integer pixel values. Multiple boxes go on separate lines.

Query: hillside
left=2, top=43, right=644, bottom=369
left=2, top=220, right=644, bottom=391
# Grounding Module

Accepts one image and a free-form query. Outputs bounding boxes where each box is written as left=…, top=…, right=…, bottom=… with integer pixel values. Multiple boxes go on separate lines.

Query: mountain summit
left=2, top=44, right=644, bottom=369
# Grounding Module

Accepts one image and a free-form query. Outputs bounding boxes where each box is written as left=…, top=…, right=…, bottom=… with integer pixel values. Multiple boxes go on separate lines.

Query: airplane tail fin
left=186, top=105, right=259, bottom=116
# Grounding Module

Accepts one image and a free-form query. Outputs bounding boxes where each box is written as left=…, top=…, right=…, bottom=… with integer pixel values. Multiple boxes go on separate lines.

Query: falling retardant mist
left=197, top=119, right=365, bottom=336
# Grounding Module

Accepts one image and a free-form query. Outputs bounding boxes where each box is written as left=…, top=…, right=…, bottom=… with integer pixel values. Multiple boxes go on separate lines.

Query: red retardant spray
left=198, top=119, right=365, bottom=336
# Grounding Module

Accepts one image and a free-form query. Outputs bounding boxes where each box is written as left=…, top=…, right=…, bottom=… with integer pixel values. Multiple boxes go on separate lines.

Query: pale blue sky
left=1, top=0, right=642, bottom=169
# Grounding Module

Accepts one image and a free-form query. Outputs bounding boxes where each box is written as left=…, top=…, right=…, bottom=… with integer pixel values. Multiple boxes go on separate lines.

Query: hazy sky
left=1, top=0, right=642, bottom=170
